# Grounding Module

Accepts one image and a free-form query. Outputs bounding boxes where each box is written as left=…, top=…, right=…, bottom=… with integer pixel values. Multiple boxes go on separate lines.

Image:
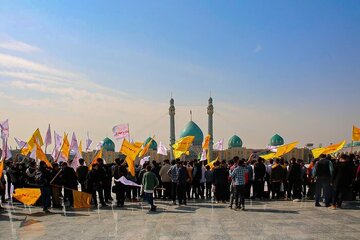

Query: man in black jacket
left=287, top=158, right=302, bottom=201
left=76, top=158, right=88, bottom=192
left=113, top=158, right=128, bottom=207
left=87, top=163, right=107, bottom=207
left=60, top=162, right=78, bottom=208
left=38, top=161, right=53, bottom=213
left=314, top=154, right=333, bottom=207
left=254, top=158, right=266, bottom=199
left=177, top=161, right=189, bottom=205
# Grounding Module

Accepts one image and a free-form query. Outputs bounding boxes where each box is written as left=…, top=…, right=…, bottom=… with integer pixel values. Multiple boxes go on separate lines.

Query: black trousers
left=177, top=184, right=187, bottom=204
left=254, top=179, right=264, bottom=198
left=162, top=182, right=171, bottom=199
left=171, top=182, right=177, bottom=202
left=92, top=184, right=105, bottom=206
left=115, top=183, right=125, bottom=206
left=288, top=180, right=302, bottom=199
left=234, top=185, right=246, bottom=207
left=271, top=182, right=281, bottom=199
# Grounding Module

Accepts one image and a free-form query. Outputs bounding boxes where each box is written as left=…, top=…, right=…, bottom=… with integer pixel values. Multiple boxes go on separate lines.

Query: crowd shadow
left=244, top=208, right=299, bottom=214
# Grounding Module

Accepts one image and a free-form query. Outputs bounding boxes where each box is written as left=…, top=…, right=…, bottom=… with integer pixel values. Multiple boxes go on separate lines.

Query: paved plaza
left=0, top=199, right=359, bottom=240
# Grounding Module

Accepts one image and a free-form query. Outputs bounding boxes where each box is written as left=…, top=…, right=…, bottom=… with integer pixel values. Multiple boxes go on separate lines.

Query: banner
left=352, top=125, right=360, bottom=141
left=312, top=148, right=325, bottom=159
left=112, top=124, right=130, bottom=140
left=114, top=176, right=141, bottom=187
left=0, top=119, right=9, bottom=139
left=61, top=133, right=70, bottom=161
left=120, top=139, right=142, bottom=161
left=13, top=188, right=41, bottom=206
left=139, top=137, right=154, bottom=158
left=213, top=139, right=224, bottom=151
left=73, top=190, right=91, bottom=209
left=322, top=140, right=346, bottom=155
left=273, top=141, right=299, bottom=158
left=173, top=136, right=195, bottom=152
left=202, top=134, right=211, bottom=150
left=21, top=128, right=44, bottom=155
left=157, top=141, right=168, bottom=156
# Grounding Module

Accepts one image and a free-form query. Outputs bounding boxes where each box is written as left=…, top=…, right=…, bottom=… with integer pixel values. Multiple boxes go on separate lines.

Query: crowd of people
left=0, top=153, right=359, bottom=213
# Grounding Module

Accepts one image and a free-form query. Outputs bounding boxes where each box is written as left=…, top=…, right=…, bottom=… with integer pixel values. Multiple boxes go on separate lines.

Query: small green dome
left=103, top=137, right=115, bottom=152
left=144, top=137, right=157, bottom=150
left=270, top=134, right=284, bottom=146
left=179, top=121, right=204, bottom=145
left=228, top=135, right=243, bottom=149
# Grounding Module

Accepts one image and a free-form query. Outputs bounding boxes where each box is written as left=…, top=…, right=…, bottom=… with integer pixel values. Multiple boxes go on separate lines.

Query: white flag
left=30, top=147, right=37, bottom=160
left=14, top=137, right=27, bottom=149
left=70, top=132, right=79, bottom=155
left=86, top=134, right=92, bottom=152
left=51, top=131, right=63, bottom=160
left=200, top=149, right=207, bottom=161
left=112, top=124, right=130, bottom=140
left=157, top=141, right=168, bottom=156
left=140, top=156, right=150, bottom=166
left=213, top=139, right=224, bottom=151
left=114, top=176, right=141, bottom=187
left=45, top=124, right=52, bottom=146
left=1, top=140, right=12, bottom=160
left=0, top=119, right=9, bottom=139
left=96, top=141, right=104, bottom=150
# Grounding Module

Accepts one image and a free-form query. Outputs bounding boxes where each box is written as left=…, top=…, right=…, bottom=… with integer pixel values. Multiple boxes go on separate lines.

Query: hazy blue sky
left=0, top=1, right=359, bottom=150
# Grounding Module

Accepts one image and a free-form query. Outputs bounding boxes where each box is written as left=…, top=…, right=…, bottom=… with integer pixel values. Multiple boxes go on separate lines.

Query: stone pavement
left=0, top=199, right=359, bottom=240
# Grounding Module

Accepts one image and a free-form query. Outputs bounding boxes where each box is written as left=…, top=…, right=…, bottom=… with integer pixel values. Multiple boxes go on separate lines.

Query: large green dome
left=103, top=137, right=115, bottom=152
left=270, top=134, right=284, bottom=146
left=228, top=135, right=243, bottom=149
left=179, top=121, right=204, bottom=146
left=144, top=137, right=157, bottom=150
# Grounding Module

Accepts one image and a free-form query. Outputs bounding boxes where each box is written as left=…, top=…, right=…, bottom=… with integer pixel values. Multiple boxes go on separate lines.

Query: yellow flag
left=206, top=157, right=219, bottom=170
left=312, top=148, right=325, bottom=159
left=13, top=188, right=41, bottom=206
left=274, top=141, right=299, bottom=158
left=89, top=148, right=103, bottom=170
left=174, top=150, right=190, bottom=159
left=172, top=136, right=195, bottom=159
left=78, top=140, right=83, bottom=157
left=139, top=137, right=154, bottom=158
left=322, top=140, right=346, bottom=155
left=73, top=190, right=91, bottom=208
left=35, top=142, right=52, bottom=168
left=125, top=156, right=136, bottom=176
left=0, top=160, right=4, bottom=179
left=21, top=128, right=44, bottom=155
left=133, top=142, right=143, bottom=148
left=61, top=134, right=70, bottom=161
left=202, top=134, right=211, bottom=150
left=120, top=139, right=142, bottom=161
left=352, top=125, right=360, bottom=141
left=261, top=152, right=276, bottom=160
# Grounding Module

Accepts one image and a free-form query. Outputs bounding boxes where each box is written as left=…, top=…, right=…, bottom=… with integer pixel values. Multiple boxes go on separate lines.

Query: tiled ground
left=0, top=199, right=359, bottom=240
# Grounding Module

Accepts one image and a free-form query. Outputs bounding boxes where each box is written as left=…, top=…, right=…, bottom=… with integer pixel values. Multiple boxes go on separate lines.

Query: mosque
left=82, top=97, right=312, bottom=164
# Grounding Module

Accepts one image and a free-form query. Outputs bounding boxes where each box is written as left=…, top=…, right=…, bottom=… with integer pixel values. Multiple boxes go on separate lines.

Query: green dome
left=228, top=135, right=243, bottom=149
left=103, top=137, right=115, bottom=152
left=144, top=137, right=157, bottom=150
left=270, top=134, right=284, bottom=146
left=179, top=121, right=204, bottom=146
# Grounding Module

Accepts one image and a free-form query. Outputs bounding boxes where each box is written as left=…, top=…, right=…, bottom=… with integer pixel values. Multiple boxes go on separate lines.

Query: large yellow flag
left=352, top=125, right=360, bottom=141
left=35, top=142, right=52, bottom=168
left=202, top=134, right=211, bottom=150
left=312, top=148, right=325, bottom=159
left=78, top=140, right=83, bottom=157
left=13, top=188, right=41, bottom=206
left=61, top=134, right=70, bottom=161
left=172, top=136, right=195, bottom=159
left=206, top=157, right=219, bottom=170
left=322, top=141, right=346, bottom=155
left=139, top=138, right=154, bottom=158
left=73, top=190, right=91, bottom=208
left=125, top=156, right=136, bottom=176
left=120, top=139, right=142, bottom=161
left=21, top=128, right=44, bottom=155
left=261, top=152, right=276, bottom=160
left=133, top=142, right=143, bottom=148
left=274, top=141, right=299, bottom=158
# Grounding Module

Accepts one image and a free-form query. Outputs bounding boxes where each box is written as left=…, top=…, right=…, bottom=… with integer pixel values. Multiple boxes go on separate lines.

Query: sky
left=0, top=1, right=359, bottom=150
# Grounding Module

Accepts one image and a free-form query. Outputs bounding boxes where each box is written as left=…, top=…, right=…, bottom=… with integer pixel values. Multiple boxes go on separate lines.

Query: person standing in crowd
left=192, top=159, right=202, bottom=199
left=142, top=164, right=159, bottom=212
left=37, top=161, right=53, bottom=213
left=253, top=157, right=266, bottom=199
left=87, top=163, right=107, bottom=207
left=185, top=161, right=193, bottom=199
left=313, top=154, right=333, bottom=207
left=177, top=161, right=189, bottom=205
left=76, top=158, right=88, bottom=192
left=113, top=158, right=128, bottom=208
left=25, top=161, right=37, bottom=187
left=307, top=159, right=317, bottom=199
left=264, top=159, right=273, bottom=199
left=97, top=159, right=112, bottom=203
left=287, top=158, right=302, bottom=201
left=230, top=158, right=249, bottom=210
left=245, top=159, right=254, bottom=199
left=60, top=161, right=78, bottom=208
left=330, top=154, right=354, bottom=209
left=212, top=160, right=228, bottom=203
left=228, top=158, right=237, bottom=208
left=151, top=161, right=162, bottom=199
left=205, top=165, right=213, bottom=199
left=159, top=159, right=171, bottom=200
left=51, top=163, right=62, bottom=208
left=167, top=159, right=179, bottom=205
left=270, top=159, right=286, bottom=200
left=299, top=159, right=307, bottom=199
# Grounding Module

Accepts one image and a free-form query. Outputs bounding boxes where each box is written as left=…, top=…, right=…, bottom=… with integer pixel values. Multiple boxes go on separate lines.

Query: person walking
left=142, top=165, right=159, bottom=212
left=229, top=159, right=249, bottom=210
left=313, top=154, right=333, bottom=207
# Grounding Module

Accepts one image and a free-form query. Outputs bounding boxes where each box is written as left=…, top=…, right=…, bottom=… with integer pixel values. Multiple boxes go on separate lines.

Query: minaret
left=169, top=98, right=176, bottom=146
left=207, top=97, right=214, bottom=161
